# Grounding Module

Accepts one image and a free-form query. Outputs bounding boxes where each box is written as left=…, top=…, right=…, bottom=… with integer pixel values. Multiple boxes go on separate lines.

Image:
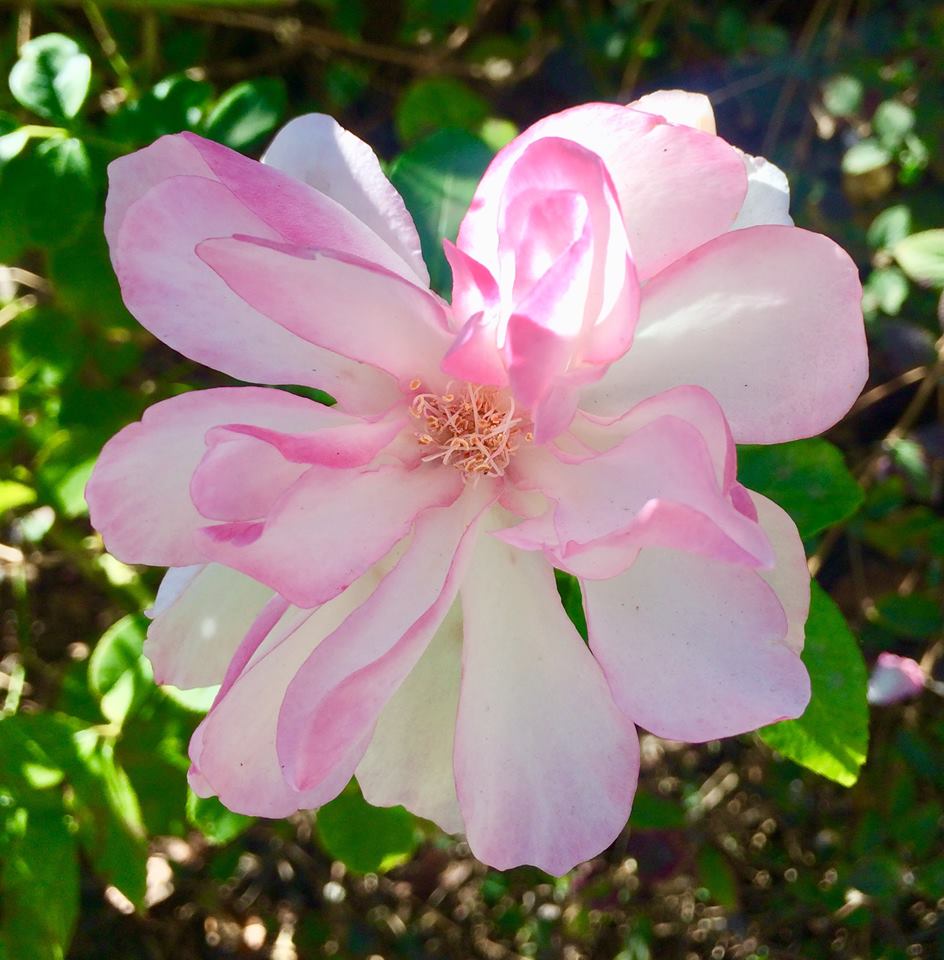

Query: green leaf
left=874, top=593, right=944, bottom=638
left=842, top=139, right=892, bottom=176
left=0, top=137, right=95, bottom=250
left=69, top=734, right=148, bottom=906
left=737, top=439, right=864, bottom=539
left=6, top=715, right=148, bottom=905
left=109, top=74, right=213, bottom=141
left=862, top=266, right=909, bottom=317
left=390, top=129, right=494, bottom=295
left=8, top=33, right=91, bottom=122
left=88, top=614, right=153, bottom=726
left=0, top=806, right=80, bottom=960
left=0, top=481, right=36, bottom=513
left=822, top=74, right=863, bottom=118
left=628, top=791, right=686, bottom=830
left=872, top=99, right=915, bottom=147
left=203, top=77, right=287, bottom=151
left=555, top=569, right=587, bottom=641
left=759, top=584, right=869, bottom=787
left=893, top=229, right=944, bottom=287
left=695, top=847, right=739, bottom=909
left=186, top=791, right=254, bottom=845
left=315, top=787, right=418, bottom=873
left=867, top=205, right=912, bottom=250
left=395, top=76, right=490, bottom=146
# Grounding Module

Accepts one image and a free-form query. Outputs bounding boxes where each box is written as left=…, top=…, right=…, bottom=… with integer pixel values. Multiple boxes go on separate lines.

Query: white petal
left=356, top=600, right=464, bottom=834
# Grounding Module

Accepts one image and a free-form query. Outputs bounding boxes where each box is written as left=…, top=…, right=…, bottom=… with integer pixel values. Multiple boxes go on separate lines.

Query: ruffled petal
left=145, top=564, right=273, bottom=689
left=199, top=463, right=464, bottom=608
left=113, top=174, right=399, bottom=409
left=197, top=235, right=451, bottom=388
left=356, top=600, right=465, bottom=834
left=188, top=568, right=385, bottom=817
left=579, top=226, right=867, bottom=443
left=502, top=413, right=771, bottom=577
left=567, top=385, right=736, bottom=490
left=457, top=103, right=746, bottom=282
left=86, top=387, right=347, bottom=567
left=275, top=482, right=496, bottom=794
left=262, top=113, right=428, bottom=283
left=583, top=547, right=810, bottom=742
left=454, top=533, right=639, bottom=874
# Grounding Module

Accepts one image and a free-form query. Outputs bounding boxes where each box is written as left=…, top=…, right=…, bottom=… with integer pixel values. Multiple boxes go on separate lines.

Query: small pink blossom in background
left=87, top=90, right=867, bottom=874
left=867, top=652, right=926, bottom=705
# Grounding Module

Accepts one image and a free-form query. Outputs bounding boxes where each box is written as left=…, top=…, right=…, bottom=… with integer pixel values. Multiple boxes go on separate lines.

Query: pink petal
left=867, top=653, right=926, bottom=706
left=191, top=430, right=309, bottom=522
left=114, top=175, right=399, bottom=410
left=583, top=547, right=810, bottom=742
left=178, top=132, right=417, bottom=279
left=86, top=387, right=346, bottom=567
left=145, top=564, right=273, bottom=689
left=569, top=385, right=736, bottom=491
left=454, top=533, right=639, bottom=874
left=628, top=90, right=716, bottom=133
left=356, top=602, right=465, bottom=834
left=275, top=481, right=496, bottom=793
left=262, top=113, right=428, bottom=283
left=105, top=134, right=212, bottom=250
left=579, top=226, right=867, bottom=443
left=502, top=414, right=771, bottom=576
left=190, top=414, right=406, bottom=521
left=458, top=103, right=746, bottom=282
left=188, top=567, right=386, bottom=817
left=749, top=492, right=810, bottom=654
left=199, top=463, right=464, bottom=608
left=197, top=235, right=451, bottom=389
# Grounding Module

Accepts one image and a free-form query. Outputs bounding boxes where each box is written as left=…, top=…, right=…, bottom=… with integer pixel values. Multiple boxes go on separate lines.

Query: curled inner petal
left=409, top=380, right=532, bottom=480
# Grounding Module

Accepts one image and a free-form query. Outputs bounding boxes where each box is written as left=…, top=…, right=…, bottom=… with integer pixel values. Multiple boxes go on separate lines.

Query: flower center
left=409, top=380, right=530, bottom=480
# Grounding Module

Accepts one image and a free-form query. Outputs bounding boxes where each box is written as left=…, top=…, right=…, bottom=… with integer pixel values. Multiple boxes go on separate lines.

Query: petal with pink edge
left=262, top=113, right=428, bottom=284
left=145, top=564, right=273, bottom=689
left=750, top=492, right=810, bottom=654
left=179, top=132, right=417, bottom=279
left=114, top=176, right=399, bottom=409
left=356, top=601, right=465, bottom=835
left=454, top=532, right=639, bottom=875
left=502, top=415, right=771, bottom=575
left=276, top=481, right=495, bottom=793
left=579, top=226, right=867, bottom=443
left=189, top=414, right=406, bottom=522
left=86, top=387, right=346, bottom=567
left=458, top=103, right=746, bottom=282
left=583, top=547, right=810, bottom=742
left=197, top=236, right=451, bottom=388
left=568, top=385, right=736, bottom=491
left=199, top=463, right=464, bottom=608
left=188, top=567, right=385, bottom=817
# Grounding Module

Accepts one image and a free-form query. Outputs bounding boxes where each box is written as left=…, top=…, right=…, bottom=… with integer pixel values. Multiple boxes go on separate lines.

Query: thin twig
left=83, top=0, right=139, bottom=96
left=808, top=335, right=944, bottom=577
left=620, top=0, right=672, bottom=96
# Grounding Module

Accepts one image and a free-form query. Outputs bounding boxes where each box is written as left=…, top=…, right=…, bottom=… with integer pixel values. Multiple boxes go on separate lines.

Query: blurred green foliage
left=0, top=0, right=943, bottom=958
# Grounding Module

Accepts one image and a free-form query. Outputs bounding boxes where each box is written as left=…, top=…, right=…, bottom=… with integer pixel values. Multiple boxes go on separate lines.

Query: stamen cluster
left=409, top=380, right=530, bottom=479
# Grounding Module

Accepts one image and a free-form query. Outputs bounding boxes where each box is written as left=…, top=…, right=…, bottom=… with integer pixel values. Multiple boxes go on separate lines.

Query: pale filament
left=409, top=380, right=531, bottom=479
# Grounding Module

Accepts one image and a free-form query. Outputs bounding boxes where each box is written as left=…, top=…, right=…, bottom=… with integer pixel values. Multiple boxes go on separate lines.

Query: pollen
left=409, top=381, right=528, bottom=479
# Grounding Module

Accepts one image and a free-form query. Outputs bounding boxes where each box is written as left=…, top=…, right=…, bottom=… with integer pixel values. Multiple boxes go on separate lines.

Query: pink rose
left=867, top=652, right=925, bottom=705
left=87, top=91, right=867, bottom=873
